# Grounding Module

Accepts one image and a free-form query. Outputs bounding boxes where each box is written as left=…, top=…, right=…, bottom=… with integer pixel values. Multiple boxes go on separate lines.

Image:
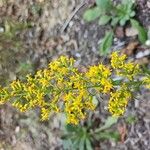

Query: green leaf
left=99, top=15, right=111, bottom=25
left=112, top=79, right=122, bottom=86
left=120, top=18, right=127, bottom=26
left=66, top=124, right=78, bottom=132
left=96, top=0, right=112, bottom=10
left=99, top=116, right=118, bottom=131
left=111, top=17, right=119, bottom=26
left=83, top=7, right=101, bottom=22
left=125, top=115, right=137, bottom=124
left=141, top=65, right=150, bottom=75
left=99, top=31, right=113, bottom=56
left=95, top=131, right=120, bottom=141
left=73, top=137, right=81, bottom=149
left=62, top=139, right=73, bottom=150
left=131, top=19, right=147, bottom=44
left=79, top=137, right=85, bottom=150
left=93, top=116, right=118, bottom=137
left=85, top=138, right=93, bottom=150
left=115, top=0, right=135, bottom=26
left=130, top=11, right=135, bottom=17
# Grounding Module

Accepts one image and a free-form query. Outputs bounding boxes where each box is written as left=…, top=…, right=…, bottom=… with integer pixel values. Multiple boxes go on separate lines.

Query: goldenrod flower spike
left=0, top=52, right=149, bottom=124
left=108, top=84, right=132, bottom=116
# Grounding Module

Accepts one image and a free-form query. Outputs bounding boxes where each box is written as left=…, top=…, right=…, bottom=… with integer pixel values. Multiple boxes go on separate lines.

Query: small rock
left=135, top=99, right=139, bottom=108
left=69, top=21, right=74, bottom=28
left=135, top=49, right=150, bottom=59
left=145, top=40, right=150, bottom=46
left=15, top=126, right=20, bottom=133
left=125, top=27, right=138, bottom=37
left=61, top=34, right=70, bottom=42
left=12, top=135, right=17, bottom=146
left=75, top=53, right=81, bottom=58
left=38, top=0, right=44, bottom=2
left=9, top=72, right=16, bottom=81
left=113, top=38, right=118, bottom=42
left=0, top=27, right=4, bottom=33
left=115, top=27, right=124, bottom=38
left=147, top=1, right=150, bottom=8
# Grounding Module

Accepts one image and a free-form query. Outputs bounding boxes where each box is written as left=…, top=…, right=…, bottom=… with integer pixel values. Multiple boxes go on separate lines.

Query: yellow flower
left=100, top=78, right=113, bottom=93
left=108, top=84, right=132, bottom=116
left=12, top=102, right=28, bottom=112
left=86, top=64, right=112, bottom=92
left=143, top=76, right=150, bottom=88
left=111, top=52, right=126, bottom=69
left=99, top=64, right=111, bottom=78
left=67, top=114, right=79, bottom=125
left=0, top=87, right=10, bottom=104
left=121, top=63, right=140, bottom=80
left=111, top=52, right=141, bottom=80
left=63, top=92, right=73, bottom=102
left=41, top=107, right=51, bottom=121
left=24, top=83, right=36, bottom=94
left=10, top=80, right=23, bottom=91
left=86, top=65, right=98, bottom=79
left=39, top=78, right=49, bottom=87
left=49, top=61, right=60, bottom=71
left=35, top=70, right=43, bottom=79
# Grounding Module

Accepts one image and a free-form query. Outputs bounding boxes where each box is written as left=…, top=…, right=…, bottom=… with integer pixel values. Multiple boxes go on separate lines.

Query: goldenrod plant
left=0, top=52, right=149, bottom=124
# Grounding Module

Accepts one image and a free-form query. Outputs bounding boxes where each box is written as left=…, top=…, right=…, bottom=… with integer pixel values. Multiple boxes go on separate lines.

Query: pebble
left=15, top=126, right=20, bottom=133
left=0, top=27, right=4, bottom=33
left=145, top=40, right=150, bottom=46
left=147, top=1, right=150, bottom=8
left=69, top=21, right=74, bottom=28
left=75, top=52, right=81, bottom=58
left=135, top=49, right=150, bottom=59
left=125, top=27, right=138, bottom=37
left=113, top=38, right=118, bottom=42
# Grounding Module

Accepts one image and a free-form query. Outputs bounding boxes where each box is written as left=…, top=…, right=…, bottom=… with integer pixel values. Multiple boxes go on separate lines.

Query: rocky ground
left=0, top=0, right=150, bottom=149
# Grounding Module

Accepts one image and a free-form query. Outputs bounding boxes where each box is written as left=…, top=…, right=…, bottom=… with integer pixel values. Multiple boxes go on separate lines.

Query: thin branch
left=61, top=1, right=86, bottom=33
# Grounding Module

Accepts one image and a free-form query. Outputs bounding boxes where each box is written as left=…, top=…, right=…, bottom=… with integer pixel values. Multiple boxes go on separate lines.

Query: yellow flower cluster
left=108, top=84, right=132, bottom=116
left=111, top=52, right=140, bottom=80
left=111, top=52, right=127, bottom=69
left=143, top=76, right=150, bottom=89
left=0, top=86, right=10, bottom=105
left=0, top=52, right=149, bottom=124
left=85, top=64, right=112, bottom=93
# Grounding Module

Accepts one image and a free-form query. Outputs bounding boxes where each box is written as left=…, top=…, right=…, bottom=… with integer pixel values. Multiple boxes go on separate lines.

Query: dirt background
left=0, top=0, right=150, bottom=149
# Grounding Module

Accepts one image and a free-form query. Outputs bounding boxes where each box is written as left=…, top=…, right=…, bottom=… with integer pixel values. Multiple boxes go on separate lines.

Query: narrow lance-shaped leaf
left=99, top=116, right=118, bottom=131
left=130, top=19, right=147, bottom=44
left=99, top=31, right=113, bottom=56
left=85, top=138, right=93, bottom=150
